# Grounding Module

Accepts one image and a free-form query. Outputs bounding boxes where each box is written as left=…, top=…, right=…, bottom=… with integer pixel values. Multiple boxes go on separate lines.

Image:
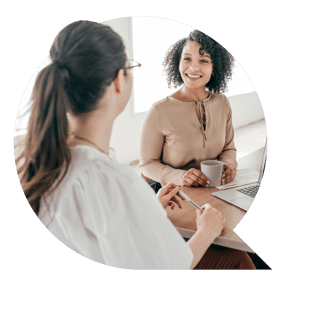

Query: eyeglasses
left=125, top=59, right=142, bottom=72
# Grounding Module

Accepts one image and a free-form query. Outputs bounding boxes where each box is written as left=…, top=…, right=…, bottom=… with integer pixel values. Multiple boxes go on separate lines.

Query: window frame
left=127, top=17, right=147, bottom=120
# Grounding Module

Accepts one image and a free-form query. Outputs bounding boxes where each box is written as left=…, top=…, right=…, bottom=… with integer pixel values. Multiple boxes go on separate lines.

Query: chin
left=184, top=82, right=205, bottom=90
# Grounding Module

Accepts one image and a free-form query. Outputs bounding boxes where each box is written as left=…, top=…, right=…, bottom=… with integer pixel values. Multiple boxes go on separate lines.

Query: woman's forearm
left=187, top=229, right=214, bottom=269
left=220, top=150, right=237, bottom=168
left=140, top=161, right=185, bottom=186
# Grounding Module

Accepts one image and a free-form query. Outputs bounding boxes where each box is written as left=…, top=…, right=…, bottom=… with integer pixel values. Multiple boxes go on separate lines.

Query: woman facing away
left=139, top=30, right=238, bottom=193
left=16, top=20, right=254, bottom=269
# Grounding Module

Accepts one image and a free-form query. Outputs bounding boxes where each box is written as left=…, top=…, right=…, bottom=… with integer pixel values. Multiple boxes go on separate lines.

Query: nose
left=189, top=62, right=200, bottom=72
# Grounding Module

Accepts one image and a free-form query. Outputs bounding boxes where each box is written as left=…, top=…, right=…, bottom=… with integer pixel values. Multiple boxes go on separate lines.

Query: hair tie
left=53, top=59, right=66, bottom=70
left=53, top=59, right=70, bottom=81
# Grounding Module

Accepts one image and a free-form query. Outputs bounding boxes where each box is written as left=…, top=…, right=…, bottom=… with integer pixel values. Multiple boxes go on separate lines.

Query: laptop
left=212, top=141, right=267, bottom=211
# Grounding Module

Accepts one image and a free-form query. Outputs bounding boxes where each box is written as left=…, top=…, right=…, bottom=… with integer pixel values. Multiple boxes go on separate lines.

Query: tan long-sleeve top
left=139, top=93, right=237, bottom=186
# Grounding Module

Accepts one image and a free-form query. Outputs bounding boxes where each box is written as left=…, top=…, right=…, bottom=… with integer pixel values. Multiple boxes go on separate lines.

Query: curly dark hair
left=163, top=29, right=234, bottom=93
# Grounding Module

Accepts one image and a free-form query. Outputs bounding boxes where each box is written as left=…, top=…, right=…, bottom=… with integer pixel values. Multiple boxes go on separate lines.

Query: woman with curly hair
left=139, top=29, right=237, bottom=192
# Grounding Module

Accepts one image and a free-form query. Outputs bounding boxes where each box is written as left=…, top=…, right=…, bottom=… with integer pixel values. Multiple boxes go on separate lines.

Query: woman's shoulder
left=211, top=92, right=228, bottom=101
left=45, top=146, right=136, bottom=203
left=150, top=96, right=172, bottom=108
left=40, top=145, right=155, bottom=218
left=149, top=96, right=181, bottom=115
left=210, top=93, right=231, bottom=109
left=66, top=146, right=137, bottom=188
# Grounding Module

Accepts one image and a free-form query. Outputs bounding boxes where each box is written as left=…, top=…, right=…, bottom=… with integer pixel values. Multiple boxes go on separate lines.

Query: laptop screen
left=258, top=139, right=267, bottom=184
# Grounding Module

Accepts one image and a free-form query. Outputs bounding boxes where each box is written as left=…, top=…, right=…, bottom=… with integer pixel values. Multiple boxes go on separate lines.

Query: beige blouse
left=139, top=93, right=237, bottom=186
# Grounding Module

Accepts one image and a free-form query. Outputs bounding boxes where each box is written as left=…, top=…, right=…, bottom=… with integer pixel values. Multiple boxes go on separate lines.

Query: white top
left=39, top=145, right=193, bottom=269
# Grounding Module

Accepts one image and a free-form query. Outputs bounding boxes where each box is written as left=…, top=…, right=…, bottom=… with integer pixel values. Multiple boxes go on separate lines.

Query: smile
left=186, top=74, right=202, bottom=78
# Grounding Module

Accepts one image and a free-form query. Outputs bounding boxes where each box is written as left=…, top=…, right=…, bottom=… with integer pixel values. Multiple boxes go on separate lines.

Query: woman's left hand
left=221, top=162, right=237, bottom=185
left=156, top=182, right=185, bottom=210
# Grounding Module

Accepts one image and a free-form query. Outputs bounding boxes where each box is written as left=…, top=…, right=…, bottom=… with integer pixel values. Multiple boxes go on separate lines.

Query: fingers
left=222, top=171, right=236, bottom=184
left=164, top=186, right=180, bottom=201
left=191, top=169, right=210, bottom=185
left=182, top=179, right=196, bottom=187
left=170, top=196, right=182, bottom=209
left=186, top=176, right=200, bottom=187
left=196, top=208, right=203, bottom=216
left=160, top=182, right=179, bottom=195
left=177, top=193, right=185, bottom=201
left=191, top=170, right=210, bottom=187
left=222, top=170, right=232, bottom=184
left=156, top=183, right=181, bottom=209
left=166, top=185, right=184, bottom=210
left=222, top=165, right=237, bottom=185
left=182, top=169, right=210, bottom=187
left=202, top=203, right=212, bottom=213
left=168, top=200, right=182, bottom=210
left=181, top=171, right=200, bottom=187
left=162, top=183, right=185, bottom=200
left=168, top=201, right=175, bottom=210
left=196, top=203, right=211, bottom=216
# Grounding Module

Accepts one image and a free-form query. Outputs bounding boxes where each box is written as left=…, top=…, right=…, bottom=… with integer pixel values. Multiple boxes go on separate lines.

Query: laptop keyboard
left=237, top=184, right=260, bottom=198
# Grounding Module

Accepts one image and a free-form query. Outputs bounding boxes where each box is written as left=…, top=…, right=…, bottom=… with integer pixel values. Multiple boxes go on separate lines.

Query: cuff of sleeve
left=160, top=168, right=187, bottom=187
left=220, top=157, right=238, bottom=168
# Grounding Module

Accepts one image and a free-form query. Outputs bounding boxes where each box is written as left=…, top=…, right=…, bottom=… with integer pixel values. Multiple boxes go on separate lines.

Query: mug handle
left=221, top=162, right=229, bottom=172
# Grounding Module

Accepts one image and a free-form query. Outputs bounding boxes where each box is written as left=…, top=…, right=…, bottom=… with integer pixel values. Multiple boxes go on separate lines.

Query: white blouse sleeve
left=49, top=158, right=193, bottom=270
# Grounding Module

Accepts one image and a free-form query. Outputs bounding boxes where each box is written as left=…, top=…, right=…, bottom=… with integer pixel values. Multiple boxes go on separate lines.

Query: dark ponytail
left=16, top=20, right=127, bottom=215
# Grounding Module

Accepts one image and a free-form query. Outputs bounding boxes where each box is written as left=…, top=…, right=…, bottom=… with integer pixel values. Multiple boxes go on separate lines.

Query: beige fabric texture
left=139, top=93, right=237, bottom=186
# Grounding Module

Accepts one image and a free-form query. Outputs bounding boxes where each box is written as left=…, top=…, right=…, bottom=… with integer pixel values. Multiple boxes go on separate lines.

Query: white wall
left=229, top=91, right=265, bottom=129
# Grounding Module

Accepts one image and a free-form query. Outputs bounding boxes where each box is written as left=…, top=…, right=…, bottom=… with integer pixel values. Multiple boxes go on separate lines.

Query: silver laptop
left=212, top=141, right=267, bottom=211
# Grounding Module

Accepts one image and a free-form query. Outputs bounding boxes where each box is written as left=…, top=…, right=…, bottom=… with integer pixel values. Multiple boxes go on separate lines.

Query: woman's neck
left=67, top=107, right=115, bottom=155
left=178, top=86, right=209, bottom=102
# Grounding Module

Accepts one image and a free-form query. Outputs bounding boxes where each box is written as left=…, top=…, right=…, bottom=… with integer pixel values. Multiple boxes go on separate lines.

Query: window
left=131, top=17, right=193, bottom=113
left=131, top=17, right=255, bottom=114
left=225, top=62, right=255, bottom=97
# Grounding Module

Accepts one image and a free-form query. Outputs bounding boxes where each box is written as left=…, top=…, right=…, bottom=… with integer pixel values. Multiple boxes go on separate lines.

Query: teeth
left=187, top=74, right=201, bottom=78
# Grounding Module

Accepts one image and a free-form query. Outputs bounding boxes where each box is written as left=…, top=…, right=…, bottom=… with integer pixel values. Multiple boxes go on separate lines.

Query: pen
left=178, top=190, right=203, bottom=212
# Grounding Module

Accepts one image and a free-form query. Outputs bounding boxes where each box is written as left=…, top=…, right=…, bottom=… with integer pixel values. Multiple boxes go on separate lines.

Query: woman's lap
left=148, top=179, right=162, bottom=193
left=194, top=244, right=256, bottom=270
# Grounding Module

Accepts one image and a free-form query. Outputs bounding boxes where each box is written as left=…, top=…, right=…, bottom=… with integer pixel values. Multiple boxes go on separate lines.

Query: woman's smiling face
left=179, top=41, right=213, bottom=90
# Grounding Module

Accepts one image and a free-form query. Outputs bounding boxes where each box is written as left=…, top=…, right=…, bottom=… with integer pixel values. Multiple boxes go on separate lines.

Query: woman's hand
left=181, top=168, right=210, bottom=187
left=221, top=162, right=237, bottom=185
left=156, top=182, right=185, bottom=210
left=196, top=204, right=226, bottom=242
left=187, top=204, right=226, bottom=269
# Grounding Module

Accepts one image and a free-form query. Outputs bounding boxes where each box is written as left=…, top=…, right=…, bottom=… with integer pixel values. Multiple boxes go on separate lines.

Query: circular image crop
left=15, top=17, right=267, bottom=270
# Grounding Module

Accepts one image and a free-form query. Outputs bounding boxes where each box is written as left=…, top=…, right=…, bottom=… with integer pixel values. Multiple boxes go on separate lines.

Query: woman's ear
left=113, top=69, right=125, bottom=94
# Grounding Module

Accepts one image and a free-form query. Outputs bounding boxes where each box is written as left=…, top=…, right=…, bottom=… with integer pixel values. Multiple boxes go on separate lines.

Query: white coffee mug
left=200, top=160, right=228, bottom=188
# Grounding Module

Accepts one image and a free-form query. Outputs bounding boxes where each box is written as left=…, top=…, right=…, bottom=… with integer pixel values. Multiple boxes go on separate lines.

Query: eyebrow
left=183, top=53, right=211, bottom=58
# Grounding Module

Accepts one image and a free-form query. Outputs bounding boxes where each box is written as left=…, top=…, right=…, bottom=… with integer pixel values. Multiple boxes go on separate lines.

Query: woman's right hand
left=156, top=182, right=185, bottom=210
left=196, top=204, right=226, bottom=242
left=181, top=168, right=210, bottom=187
